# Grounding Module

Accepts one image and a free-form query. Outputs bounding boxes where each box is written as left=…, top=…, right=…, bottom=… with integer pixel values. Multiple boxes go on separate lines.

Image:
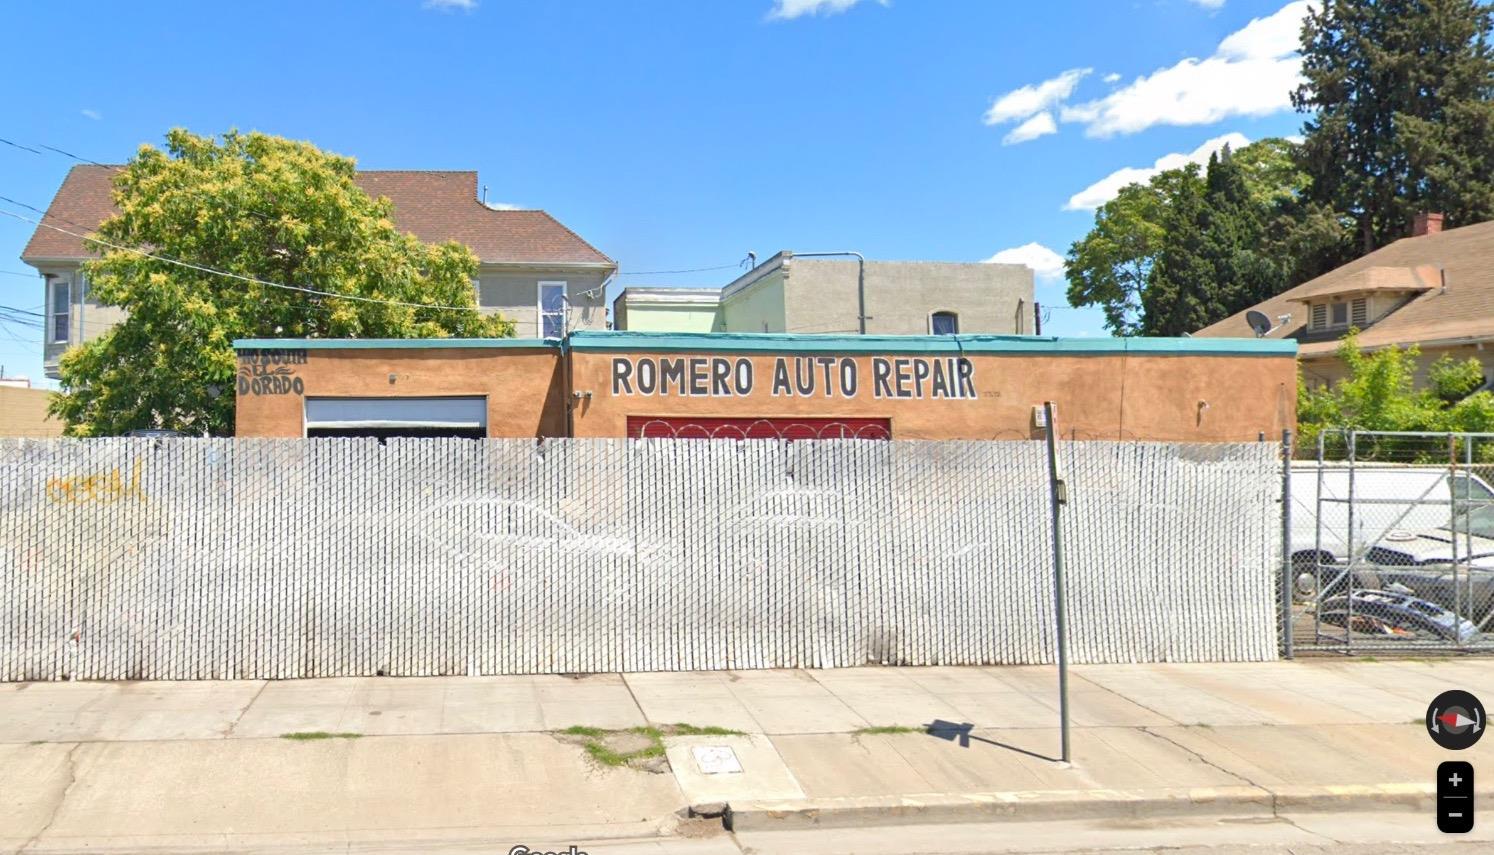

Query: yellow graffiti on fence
left=45, top=459, right=146, bottom=504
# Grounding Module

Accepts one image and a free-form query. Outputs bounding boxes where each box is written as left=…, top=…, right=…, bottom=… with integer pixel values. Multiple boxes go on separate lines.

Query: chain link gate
left=1288, top=429, right=1494, bottom=653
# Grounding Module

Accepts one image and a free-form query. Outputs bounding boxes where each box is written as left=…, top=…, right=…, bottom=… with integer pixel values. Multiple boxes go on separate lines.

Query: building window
left=1311, top=304, right=1327, bottom=329
left=1330, top=302, right=1348, bottom=326
left=930, top=311, right=959, bottom=336
left=50, top=279, right=71, bottom=344
left=538, top=281, right=567, bottom=339
left=1350, top=297, right=1367, bottom=327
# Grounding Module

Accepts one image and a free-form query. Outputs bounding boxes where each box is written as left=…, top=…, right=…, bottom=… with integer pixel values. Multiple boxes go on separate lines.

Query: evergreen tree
left=1140, top=149, right=1285, bottom=336
left=1293, top=0, right=1494, bottom=253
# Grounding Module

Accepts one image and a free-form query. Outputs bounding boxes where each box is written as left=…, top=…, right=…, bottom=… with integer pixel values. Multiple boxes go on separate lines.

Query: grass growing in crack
left=280, top=731, right=362, bottom=741
left=855, top=725, right=925, bottom=735
left=560, top=723, right=742, bottom=769
left=562, top=725, right=607, bottom=738
left=671, top=723, right=745, bottom=736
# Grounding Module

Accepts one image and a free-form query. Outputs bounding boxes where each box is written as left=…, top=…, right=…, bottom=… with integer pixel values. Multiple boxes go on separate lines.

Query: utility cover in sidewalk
left=692, top=745, right=743, bottom=775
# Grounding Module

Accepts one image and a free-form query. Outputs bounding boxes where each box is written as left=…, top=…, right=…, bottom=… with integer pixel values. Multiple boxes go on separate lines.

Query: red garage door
left=627, top=416, right=891, bottom=441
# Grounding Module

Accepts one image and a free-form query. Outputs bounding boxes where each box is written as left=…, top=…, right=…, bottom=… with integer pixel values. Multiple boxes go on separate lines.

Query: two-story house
left=1195, top=214, right=1494, bottom=388
left=21, top=165, right=615, bottom=378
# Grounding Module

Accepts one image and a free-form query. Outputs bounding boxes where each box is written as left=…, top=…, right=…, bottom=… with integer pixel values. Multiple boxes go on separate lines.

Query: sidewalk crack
left=1140, top=726, right=1264, bottom=790
left=19, top=742, right=82, bottom=853
left=222, top=680, right=270, bottom=738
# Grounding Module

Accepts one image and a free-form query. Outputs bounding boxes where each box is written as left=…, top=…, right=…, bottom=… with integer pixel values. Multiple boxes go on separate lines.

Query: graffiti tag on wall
left=46, top=459, right=146, bottom=504
left=238, top=349, right=307, bottom=396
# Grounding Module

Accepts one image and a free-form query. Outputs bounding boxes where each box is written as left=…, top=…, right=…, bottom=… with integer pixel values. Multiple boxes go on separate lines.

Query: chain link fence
left=1, top=436, right=1282, bottom=680
left=1288, top=429, right=1494, bottom=652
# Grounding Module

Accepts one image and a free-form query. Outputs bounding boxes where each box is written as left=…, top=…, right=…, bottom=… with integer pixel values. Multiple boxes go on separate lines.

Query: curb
left=715, top=782, right=1476, bottom=831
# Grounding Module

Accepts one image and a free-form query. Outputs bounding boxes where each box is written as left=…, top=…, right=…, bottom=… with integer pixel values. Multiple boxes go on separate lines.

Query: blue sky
left=1, top=0, right=1309, bottom=386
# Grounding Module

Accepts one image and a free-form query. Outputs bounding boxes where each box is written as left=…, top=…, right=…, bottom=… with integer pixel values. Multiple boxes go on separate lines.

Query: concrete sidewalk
left=0, top=659, right=1489, bottom=851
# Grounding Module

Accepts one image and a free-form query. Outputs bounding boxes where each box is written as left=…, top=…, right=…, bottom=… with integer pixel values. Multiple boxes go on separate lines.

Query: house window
left=50, top=279, right=71, bottom=344
left=930, top=311, right=959, bottom=336
left=538, top=281, right=567, bottom=338
left=1330, top=302, right=1348, bottom=326
left=1350, top=297, right=1368, bottom=327
left=1311, top=304, right=1327, bottom=329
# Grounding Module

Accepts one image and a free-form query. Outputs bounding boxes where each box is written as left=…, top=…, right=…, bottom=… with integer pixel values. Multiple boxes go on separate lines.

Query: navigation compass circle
left=1427, top=690, right=1486, bottom=750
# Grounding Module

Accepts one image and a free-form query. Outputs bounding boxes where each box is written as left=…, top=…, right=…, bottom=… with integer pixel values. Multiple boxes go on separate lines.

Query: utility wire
left=0, top=303, right=44, bottom=318
left=0, top=137, right=45, bottom=156
left=0, top=269, right=39, bottom=278
left=617, top=263, right=743, bottom=276
left=0, top=205, right=485, bottom=314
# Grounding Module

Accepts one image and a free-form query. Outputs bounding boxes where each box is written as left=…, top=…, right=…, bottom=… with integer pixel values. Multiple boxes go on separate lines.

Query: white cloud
left=423, top=0, right=476, bottom=10
left=1060, top=1, right=1310, bottom=137
left=1217, top=0, right=1309, bottom=59
left=1189, top=0, right=1226, bottom=8
left=483, top=201, right=522, bottom=211
left=985, top=242, right=1066, bottom=283
left=1102, top=72, right=1121, bottom=84
left=1002, top=112, right=1057, bottom=145
left=80, top=109, right=102, bottom=121
left=1064, top=131, right=1249, bottom=211
left=767, top=0, right=886, bottom=20
left=983, top=68, right=1091, bottom=125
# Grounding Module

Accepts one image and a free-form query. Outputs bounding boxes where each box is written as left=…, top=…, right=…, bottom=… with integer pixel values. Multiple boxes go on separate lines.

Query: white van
left=1289, top=462, right=1494, bottom=567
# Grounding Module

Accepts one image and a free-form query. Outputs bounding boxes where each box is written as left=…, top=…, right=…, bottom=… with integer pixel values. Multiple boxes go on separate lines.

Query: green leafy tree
left=1294, top=0, right=1494, bottom=253
left=1297, top=330, right=1494, bottom=454
left=1140, top=148, right=1285, bottom=336
left=52, top=129, right=512, bottom=436
left=1066, top=139, right=1305, bottom=335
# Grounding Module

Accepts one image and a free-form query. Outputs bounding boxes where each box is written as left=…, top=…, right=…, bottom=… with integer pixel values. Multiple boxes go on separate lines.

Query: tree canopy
left=52, top=129, right=512, bottom=436
left=1297, top=330, right=1494, bottom=455
left=1066, top=141, right=1303, bottom=336
left=1294, top=0, right=1494, bottom=254
left=1067, top=0, right=1494, bottom=338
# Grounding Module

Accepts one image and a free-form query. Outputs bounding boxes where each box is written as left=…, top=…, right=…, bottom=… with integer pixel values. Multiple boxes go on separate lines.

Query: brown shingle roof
left=1194, top=220, right=1494, bottom=356
left=20, top=165, right=613, bottom=267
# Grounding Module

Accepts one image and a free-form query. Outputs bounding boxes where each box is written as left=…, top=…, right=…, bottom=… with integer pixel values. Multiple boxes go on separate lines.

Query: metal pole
left=1346, top=431, right=1357, bottom=655
left=1313, top=431, right=1326, bottom=645
left=1281, top=429, right=1294, bottom=659
left=1042, top=401, right=1071, bottom=763
left=789, top=251, right=867, bottom=334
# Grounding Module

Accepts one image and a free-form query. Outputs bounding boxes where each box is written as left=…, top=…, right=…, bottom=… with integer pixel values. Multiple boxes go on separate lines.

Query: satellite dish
left=1246, top=310, right=1272, bottom=338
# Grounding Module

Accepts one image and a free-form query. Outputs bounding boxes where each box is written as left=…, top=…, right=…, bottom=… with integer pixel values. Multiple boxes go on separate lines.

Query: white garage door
left=303, top=396, right=487, bottom=437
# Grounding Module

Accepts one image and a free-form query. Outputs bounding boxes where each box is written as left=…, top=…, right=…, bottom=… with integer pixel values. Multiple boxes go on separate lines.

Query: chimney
left=1412, top=212, right=1445, bottom=236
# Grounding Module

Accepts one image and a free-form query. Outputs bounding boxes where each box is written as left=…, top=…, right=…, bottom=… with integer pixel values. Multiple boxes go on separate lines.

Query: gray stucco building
left=612, top=251, right=1035, bottom=336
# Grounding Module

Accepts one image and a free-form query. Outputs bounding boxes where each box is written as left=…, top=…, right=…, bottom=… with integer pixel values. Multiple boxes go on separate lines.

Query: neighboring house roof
left=1194, top=220, right=1494, bottom=357
left=21, top=165, right=613, bottom=267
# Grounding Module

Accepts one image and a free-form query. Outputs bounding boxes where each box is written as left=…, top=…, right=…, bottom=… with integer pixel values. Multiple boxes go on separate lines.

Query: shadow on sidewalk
left=924, top=719, right=1060, bottom=763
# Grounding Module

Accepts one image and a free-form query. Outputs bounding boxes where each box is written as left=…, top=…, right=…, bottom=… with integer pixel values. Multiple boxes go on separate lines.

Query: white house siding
left=477, top=266, right=610, bottom=336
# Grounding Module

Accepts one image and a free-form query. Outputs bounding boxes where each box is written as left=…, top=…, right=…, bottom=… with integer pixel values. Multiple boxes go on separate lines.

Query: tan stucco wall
left=0, top=386, right=63, bottom=437
left=234, top=347, right=565, bottom=438
left=783, top=260, right=1033, bottom=336
left=569, top=350, right=1296, bottom=441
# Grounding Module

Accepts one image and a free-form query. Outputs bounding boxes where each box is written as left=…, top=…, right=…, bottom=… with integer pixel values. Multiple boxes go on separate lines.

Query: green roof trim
left=234, top=338, right=556, bottom=351
left=566, top=330, right=1298, bottom=356
left=233, top=332, right=1297, bottom=356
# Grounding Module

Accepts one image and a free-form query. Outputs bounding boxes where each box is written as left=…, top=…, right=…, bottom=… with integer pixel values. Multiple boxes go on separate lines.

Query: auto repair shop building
left=233, top=330, right=1297, bottom=441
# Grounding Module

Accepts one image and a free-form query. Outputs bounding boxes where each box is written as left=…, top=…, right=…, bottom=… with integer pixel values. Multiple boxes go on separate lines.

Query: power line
left=0, top=303, right=44, bottom=318
left=0, top=204, right=486, bottom=314
left=617, top=263, right=744, bottom=276
left=0, top=137, right=45, bottom=157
